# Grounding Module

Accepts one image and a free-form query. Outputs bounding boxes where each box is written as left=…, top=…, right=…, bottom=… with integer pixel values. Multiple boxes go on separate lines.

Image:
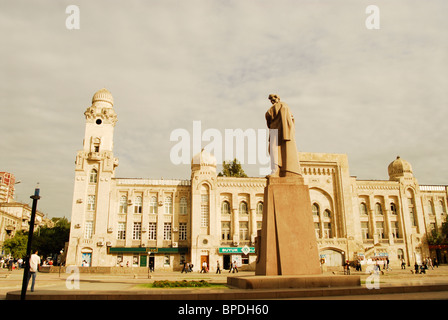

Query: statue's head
left=268, top=94, right=280, bottom=104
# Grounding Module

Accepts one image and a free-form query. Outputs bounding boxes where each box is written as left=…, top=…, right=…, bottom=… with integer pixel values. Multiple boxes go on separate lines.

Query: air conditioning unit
left=173, top=227, right=178, bottom=232
left=172, top=242, right=178, bottom=248
left=106, top=241, right=112, bottom=247
left=97, top=241, right=104, bottom=246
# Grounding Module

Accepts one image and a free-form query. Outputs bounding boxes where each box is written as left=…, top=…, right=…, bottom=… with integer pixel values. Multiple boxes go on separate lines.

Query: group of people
left=412, top=257, right=439, bottom=274
left=180, top=261, right=195, bottom=273
left=180, top=260, right=240, bottom=274
left=0, top=254, right=53, bottom=271
left=0, top=251, right=41, bottom=292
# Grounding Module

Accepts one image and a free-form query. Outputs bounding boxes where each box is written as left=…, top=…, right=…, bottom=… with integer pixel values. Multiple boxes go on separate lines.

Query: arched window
left=256, top=202, right=263, bottom=215
left=165, top=196, right=173, bottom=214
left=375, top=203, right=383, bottom=215
left=239, top=201, right=248, bottom=215
left=428, top=200, right=435, bottom=216
left=221, top=201, right=230, bottom=215
left=201, top=185, right=209, bottom=227
left=119, top=195, right=127, bottom=214
left=134, top=196, right=142, bottom=213
left=390, top=203, right=397, bottom=215
left=323, top=209, right=331, bottom=218
left=149, top=196, right=157, bottom=214
left=406, top=189, right=418, bottom=228
left=89, top=169, right=97, bottom=183
left=360, top=203, right=368, bottom=215
left=312, top=203, right=320, bottom=217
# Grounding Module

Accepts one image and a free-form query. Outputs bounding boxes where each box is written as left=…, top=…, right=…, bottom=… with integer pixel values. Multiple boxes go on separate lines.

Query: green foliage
left=2, top=230, right=28, bottom=258
left=2, top=217, right=70, bottom=258
left=427, top=222, right=448, bottom=245
left=33, top=217, right=70, bottom=258
left=218, top=159, right=248, bottom=177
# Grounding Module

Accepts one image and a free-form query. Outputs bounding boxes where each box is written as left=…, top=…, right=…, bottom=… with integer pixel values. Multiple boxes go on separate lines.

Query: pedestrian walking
left=27, top=250, right=41, bottom=292
left=200, top=261, right=208, bottom=273
left=216, top=260, right=221, bottom=274
left=181, top=261, right=187, bottom=273
left=401, top=259, right=406, bottom=269
left=344, top=260, right=350, bottom=275
left=232, top=261, right=238, bottom=273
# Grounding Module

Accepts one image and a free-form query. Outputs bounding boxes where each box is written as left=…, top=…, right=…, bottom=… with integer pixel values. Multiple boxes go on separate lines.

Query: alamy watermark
left=170, top=121, right=278, bottom=176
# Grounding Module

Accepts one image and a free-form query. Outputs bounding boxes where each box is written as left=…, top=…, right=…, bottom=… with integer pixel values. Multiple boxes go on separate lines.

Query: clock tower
left=66, top=88, right=119, bottom=266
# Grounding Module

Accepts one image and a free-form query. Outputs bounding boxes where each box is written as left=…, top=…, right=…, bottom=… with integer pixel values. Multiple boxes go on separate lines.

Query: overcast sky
left=1, top=0, right=447, bottom=219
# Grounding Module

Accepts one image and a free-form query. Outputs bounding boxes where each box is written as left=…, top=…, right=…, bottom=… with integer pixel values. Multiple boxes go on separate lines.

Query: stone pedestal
left=255, top=176, right=321, bottom=276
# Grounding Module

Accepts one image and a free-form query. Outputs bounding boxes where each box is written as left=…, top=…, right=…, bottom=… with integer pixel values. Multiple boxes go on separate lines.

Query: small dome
left=92, top=88, right=114, bottom=106
left=388, top=156, right=413, bottom=180
left=191, top=149, right=217, bottom=167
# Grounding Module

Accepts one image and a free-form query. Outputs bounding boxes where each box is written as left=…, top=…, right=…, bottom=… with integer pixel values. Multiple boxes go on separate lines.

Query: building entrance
left=200, top=255, right=209, bottom=270
left=223, top=255, right=231, bottom=270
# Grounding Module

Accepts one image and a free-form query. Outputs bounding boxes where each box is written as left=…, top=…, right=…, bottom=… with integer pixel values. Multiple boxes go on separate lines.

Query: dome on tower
left=192, top=149, right=217, bottom=167
left=92, top=88, right=114, bottom=106
left=388, top=156, right=413, bottom=180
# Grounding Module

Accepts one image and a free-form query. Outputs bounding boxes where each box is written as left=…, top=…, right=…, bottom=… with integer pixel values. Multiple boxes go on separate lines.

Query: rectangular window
left=164, top=254, right=170, bottom=266
left=221, top=221, right=231, bottom=241
left=361, top=222, right=370, bottom=239
left=391, top=221, right=399, bottom=238
left=376, top=221, right=385, bottom=239
left=84, top=221, right=94, bottom=239
left=164, top=222, right=172, bottom=240
left=180, top=197, right=188, bottom=215
left=148, top=222, right=157, bottom=240
left=133, top=222, right=141, bottom=240
left=117, top=222, right=126, bottom=240
left=314, top=222, right=320, bottom=239
left=87, top=195, right=96, bottom=211
left=179, top=222, right=187, bottom=241
left=201, top=194, right=209, bottom=227
left=239, top=222, right=249, bottom=241
left=323, top=222, right=332, bottom=239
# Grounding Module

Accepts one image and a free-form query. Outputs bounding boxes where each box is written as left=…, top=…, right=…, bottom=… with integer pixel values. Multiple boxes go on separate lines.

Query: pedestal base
left=255, top=176, right=321, bottom=276
left=228, top=274, right=361, bottom=290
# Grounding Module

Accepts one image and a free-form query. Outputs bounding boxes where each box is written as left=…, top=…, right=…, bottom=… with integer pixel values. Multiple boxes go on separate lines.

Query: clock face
left=96, top=119, right=102, bottom=125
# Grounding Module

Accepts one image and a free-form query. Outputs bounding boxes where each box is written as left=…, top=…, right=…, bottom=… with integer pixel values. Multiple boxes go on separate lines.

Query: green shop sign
left=219, top=246, right=255, bottom=255
left=108, top=247, right=188, bottom=254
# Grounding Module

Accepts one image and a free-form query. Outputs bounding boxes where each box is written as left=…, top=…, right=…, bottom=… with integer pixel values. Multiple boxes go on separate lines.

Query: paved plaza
left=2, top=265, right=448, bottom=300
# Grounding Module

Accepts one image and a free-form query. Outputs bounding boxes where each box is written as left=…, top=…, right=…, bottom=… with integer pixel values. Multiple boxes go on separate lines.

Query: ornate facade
left=66, top=89, right=448, bottom=271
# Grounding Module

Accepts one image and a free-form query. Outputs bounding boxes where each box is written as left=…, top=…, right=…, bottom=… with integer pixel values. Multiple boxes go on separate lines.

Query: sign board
left=219, top=246, right=255, bottom=254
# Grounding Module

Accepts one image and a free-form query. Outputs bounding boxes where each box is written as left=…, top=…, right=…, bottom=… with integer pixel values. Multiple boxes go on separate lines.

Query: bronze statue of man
left=265, top=94, right=301, bottom=177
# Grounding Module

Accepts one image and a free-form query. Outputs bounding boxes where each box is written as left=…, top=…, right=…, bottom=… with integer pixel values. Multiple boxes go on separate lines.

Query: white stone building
left=65, top=89, right=448, bottom=271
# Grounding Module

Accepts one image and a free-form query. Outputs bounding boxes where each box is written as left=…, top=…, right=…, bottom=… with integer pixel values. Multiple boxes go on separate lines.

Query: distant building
left=66, top=89, right=448, bottom=270
left=0, top=172, right=16, bottom=203
left=0, top=185, right=46, bottom=256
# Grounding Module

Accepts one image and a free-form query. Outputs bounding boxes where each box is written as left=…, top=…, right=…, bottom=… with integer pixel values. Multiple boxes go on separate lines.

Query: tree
left=33, top=217, right=70, bottom=258
left=3, top=218, right=70, bottom=259
left=218, top=159, right=248, bottom=177
left=3, top=230, right=28, bottom=258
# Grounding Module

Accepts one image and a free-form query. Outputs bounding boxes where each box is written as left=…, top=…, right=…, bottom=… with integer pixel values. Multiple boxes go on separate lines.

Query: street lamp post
left=20, top=184, right=41, bottom=301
